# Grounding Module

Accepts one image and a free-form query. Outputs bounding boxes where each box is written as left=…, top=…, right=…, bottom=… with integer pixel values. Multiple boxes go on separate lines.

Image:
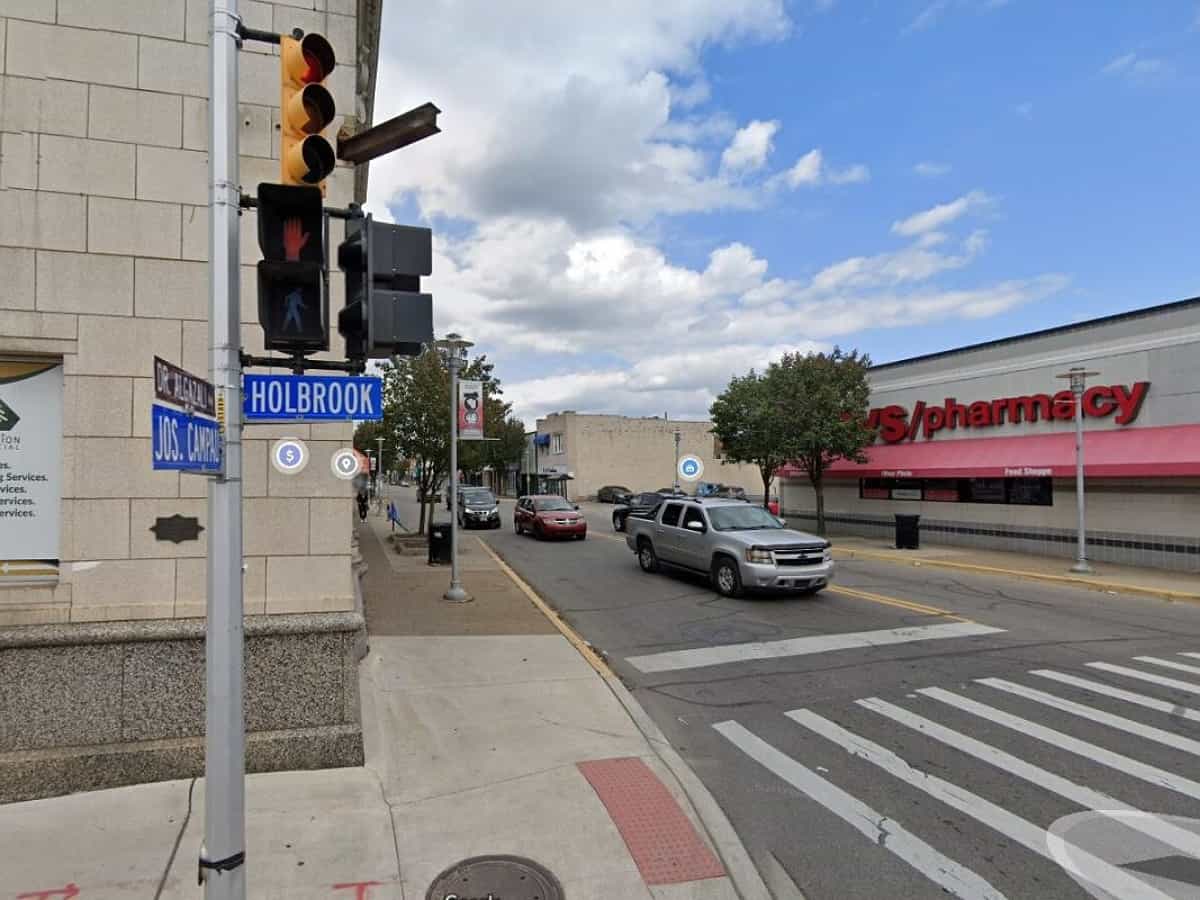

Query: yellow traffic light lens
left=285, top=83, right=335, bottom=135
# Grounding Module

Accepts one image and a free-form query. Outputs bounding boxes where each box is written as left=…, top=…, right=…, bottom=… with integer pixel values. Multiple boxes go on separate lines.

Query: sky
left=366, top=1, right=1200, bottom=428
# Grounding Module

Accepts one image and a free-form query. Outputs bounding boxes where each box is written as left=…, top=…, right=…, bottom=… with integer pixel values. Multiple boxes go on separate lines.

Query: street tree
left=769, top=347, right=874, bottom=535
left=709, top=370, right=786, bottom=508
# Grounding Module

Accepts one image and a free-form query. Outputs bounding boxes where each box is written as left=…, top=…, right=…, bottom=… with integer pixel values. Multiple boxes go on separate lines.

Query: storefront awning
left=778, top=424, right=1200, bottom=480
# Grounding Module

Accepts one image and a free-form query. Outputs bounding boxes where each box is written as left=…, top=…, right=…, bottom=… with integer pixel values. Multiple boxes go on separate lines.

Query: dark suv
left=612, top=489, right=686, bottom=532
left=457, top=487, right=501, bottom=529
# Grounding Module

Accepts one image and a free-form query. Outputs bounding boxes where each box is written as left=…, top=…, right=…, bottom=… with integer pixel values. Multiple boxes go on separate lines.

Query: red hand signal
left=283, top=218, right=310, bottom=261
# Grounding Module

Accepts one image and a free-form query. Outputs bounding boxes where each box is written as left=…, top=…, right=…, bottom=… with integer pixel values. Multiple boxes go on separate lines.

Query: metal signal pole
left=435, top=334, right=473, bottom=603
left=201, top=2, right=246, bottom=897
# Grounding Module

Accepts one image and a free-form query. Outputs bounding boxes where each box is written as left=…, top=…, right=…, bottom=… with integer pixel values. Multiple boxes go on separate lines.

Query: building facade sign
left=867, top=381, right=1150, bottom=443
left=0, top=361, right=63, bottom=563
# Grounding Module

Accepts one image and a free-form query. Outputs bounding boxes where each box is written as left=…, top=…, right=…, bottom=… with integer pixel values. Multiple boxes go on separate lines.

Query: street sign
left=243, top=373, right=383, bottom=421
left=153, top=356, right=215, bottom=417
left=151, top=404, right=221, bottom=471
left=678, top=454, right=704, bottom=482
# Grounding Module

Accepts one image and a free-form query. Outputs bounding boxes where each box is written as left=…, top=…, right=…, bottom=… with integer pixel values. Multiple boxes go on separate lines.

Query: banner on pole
left=458, top=379, right=484, bottom=440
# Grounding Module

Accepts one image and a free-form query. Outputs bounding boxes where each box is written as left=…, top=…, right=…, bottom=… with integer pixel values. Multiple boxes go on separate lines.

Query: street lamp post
left=435, top=333, right=473, bottom=603
left=673, top=429, right=681, bottom=492
left=1056, top=366, right=1100, bottom=574
left=375, top=436, right=384, bottom=503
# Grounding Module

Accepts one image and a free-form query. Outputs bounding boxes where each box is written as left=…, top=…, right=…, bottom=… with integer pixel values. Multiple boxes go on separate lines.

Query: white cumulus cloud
left=891, top=190, right=990, bottom=237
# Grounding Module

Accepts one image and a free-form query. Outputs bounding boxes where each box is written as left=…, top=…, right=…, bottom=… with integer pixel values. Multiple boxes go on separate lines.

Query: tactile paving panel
left=577, top=756, right=726, bottom=885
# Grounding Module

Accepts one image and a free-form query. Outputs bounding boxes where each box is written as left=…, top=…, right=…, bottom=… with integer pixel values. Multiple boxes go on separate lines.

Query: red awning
left=777, top=424, right=1200, bottom=480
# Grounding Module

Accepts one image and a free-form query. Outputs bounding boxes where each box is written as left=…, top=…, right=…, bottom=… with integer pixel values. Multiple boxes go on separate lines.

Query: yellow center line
left=830, top=583, right=969, bottom=621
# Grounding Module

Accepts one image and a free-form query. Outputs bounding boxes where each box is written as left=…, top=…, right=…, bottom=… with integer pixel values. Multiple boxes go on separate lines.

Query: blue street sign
left=151, top=404, right=221, bottom=471
left=243, top=374, right=383, bottom=421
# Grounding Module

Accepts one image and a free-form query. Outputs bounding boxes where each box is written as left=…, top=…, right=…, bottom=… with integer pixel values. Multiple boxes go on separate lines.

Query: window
left=551, top=433, right=564, bottom=454
left=858, top=477, right=1052, bottom=506
left=681, top=507, right=706, bottom=531
left=709, top=505, right=784, bottom=531
left=660, top=503, right=684, bottom=527
left=534, top=497, right=573, bottom=511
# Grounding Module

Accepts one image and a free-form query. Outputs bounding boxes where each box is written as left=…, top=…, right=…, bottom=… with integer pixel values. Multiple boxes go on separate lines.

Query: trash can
left=428, top=521, right=452, bottom=564
left=894, top=514, right=920, bottom=550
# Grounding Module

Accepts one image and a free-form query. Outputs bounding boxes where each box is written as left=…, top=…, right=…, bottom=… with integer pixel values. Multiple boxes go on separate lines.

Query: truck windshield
left=708, top=505, right=783, bottom=531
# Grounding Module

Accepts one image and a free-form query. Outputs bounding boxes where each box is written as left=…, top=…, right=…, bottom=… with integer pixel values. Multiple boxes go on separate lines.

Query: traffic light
left=337, top=216, right=434, bottom=361
left=256, top=182, right=328, bottom=354
left=279, top=32, right=337, bottom=190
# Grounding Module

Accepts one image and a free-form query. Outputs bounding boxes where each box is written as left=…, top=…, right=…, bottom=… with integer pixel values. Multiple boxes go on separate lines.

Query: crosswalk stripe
left=784, top=708, right=1174, bottom=900
left=1086, top=661, right=1200, bottom=694
left=624, top=621, right=1004, bottom=673
left=1133, top=655, right=1200, bottom=677
left=1029, top=669, right=1200, bottom=723
left=858, top=697, right=1200, bottom=860
left=918, top=687, right=1200, bottom=801
left=713, top=720, right=1008, bottom=900
left=977, top=677, right=1200, bottom=757
left=1182, top=652, right=1200, bottom=661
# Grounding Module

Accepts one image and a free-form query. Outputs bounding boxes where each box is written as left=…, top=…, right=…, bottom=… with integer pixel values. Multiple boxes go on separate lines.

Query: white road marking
left=1133, top=655, right=1200, bottom=677
left=1086, top=661, right=1200, bottom=695
left=978, top=677, right=1200, bottom=757
left=858, top=696, right=1200, bottom=860
left=712, top=720, right=1007, bottom=900
left=625, top=621, right=1004, bottom=673
left=1030, top=669, right=1200, bottom=724
left=919, top=687, right=1200, bottom=801
left=784, top=708, right=1173, bottom=900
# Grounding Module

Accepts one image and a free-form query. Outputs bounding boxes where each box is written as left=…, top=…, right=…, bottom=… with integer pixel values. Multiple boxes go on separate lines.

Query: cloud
left=902, top=0, right=1011, bottom=34
left=1102, top=52, right=1167, bottom=80
left=913, top=161, right=951, bottom=177
left=891, top=190, right=990, bottom=237
left=779, top=148, right=870, bottom=188
left=720, top=119, right=780, bottom=173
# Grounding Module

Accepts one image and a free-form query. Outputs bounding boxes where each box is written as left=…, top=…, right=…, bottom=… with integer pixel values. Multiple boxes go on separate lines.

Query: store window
left=551, top=433, right=564, bottom=454
left=859, top=476, right=1052, bottom=506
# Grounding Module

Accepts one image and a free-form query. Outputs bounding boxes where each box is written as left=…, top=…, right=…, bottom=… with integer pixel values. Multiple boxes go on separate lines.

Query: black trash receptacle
left=428, top=521, right=452, bottom=564
left=895, top=514, right=920, bottom=550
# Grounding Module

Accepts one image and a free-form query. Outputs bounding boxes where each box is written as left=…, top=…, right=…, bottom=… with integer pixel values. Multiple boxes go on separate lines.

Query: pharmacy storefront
left=780, top=298, right=1200, bottom=571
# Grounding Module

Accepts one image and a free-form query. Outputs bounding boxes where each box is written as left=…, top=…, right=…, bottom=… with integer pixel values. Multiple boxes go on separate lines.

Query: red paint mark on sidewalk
left=332, top=882, right=382, bottom=899
left=17, top=887, right=80, bottom=900
left=577, top=757, right=725, bottom=885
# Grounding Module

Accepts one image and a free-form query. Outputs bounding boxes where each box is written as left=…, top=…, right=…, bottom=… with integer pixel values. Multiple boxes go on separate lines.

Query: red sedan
left=514, top=494, right=587, bottom=540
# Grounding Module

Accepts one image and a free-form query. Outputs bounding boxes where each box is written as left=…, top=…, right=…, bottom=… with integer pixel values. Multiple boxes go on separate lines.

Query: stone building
left=0, top=0, right=383, bottom=800
left=534, top=411, right=765, bottom=501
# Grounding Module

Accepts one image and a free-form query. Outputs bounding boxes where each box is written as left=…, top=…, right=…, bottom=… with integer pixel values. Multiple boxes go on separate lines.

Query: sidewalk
left=0, top=498, right=765, bottom=900
left=833, top=535, right=1200, bottom=602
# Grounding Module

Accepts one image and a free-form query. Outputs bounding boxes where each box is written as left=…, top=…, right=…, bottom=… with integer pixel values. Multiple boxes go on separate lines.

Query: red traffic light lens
left=298, top=34, right=335, bottom=83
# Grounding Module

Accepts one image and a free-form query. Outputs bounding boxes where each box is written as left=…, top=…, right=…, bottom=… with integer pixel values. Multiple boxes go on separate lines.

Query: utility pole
left=1057, top=367, right=1099, bottom=574
left=201, top=1, right=245, bottom=897
left=673, top=429, right=681, bottom=492
left=435, top=333, right=473, bottom=602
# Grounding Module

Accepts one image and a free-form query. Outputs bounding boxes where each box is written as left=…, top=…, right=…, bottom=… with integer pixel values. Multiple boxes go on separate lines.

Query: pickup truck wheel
left=637, top=539, right=659, bottom=573
left=712, top=557, right=743, bottom=597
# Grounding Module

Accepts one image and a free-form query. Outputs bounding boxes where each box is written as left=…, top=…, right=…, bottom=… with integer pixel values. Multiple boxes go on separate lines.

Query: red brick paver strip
left=577, top=757, right=726, bottom=885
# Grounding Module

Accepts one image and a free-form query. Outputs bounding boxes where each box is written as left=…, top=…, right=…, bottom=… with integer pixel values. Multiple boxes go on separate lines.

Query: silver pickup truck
left=624, top=497, right=833, bottom=597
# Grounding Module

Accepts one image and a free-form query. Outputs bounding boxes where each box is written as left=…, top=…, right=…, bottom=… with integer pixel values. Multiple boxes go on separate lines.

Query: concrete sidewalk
left=0, top=495, right=765, bottom=900
left=833, top=535, right=1200, bottom=602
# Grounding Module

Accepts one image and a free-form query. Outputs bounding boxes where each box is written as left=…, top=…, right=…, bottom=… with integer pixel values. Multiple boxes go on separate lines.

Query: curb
left=601, top=671, right=773, bottom=900
left=479, top=537, right=772, bottom=900
left=834, top=547, right=1200, bottom=604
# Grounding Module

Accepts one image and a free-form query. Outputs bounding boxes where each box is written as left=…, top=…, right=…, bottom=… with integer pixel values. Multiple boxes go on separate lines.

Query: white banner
left=458, top=379, right=484, bottom=440
left=0, top=361, right=64, bottom=569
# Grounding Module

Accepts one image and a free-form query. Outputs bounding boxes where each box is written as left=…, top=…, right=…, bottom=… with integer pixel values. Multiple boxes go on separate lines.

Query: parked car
left=458, top=487, right=501, bottom=529
left=514, top=494, right=587, bottom=540
left=596, top=485, right=632, bottom=504
left=713, top=484, right=747, bottom=500
left=624, top=497, right=833, bottom=597
left=611, top=489, right=686, bottom=532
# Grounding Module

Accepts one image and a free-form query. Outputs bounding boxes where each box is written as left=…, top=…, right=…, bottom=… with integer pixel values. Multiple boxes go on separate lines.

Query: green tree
left=380, top=350, right=525, bottom=532
left=769, top=347, right=874, bottom=535
left=709, top=370, right=785, bottom=508
left=353, top=419, right=398, bottom=480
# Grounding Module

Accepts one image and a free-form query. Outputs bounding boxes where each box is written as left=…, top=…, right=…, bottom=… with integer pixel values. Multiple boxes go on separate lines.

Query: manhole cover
left=426, top=854, right=564, bottom=900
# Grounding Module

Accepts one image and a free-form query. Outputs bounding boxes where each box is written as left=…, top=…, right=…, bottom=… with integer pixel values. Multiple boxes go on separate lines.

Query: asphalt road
left=471, top=496, right=1200, bottom=899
